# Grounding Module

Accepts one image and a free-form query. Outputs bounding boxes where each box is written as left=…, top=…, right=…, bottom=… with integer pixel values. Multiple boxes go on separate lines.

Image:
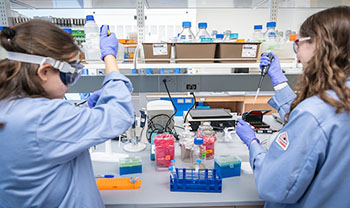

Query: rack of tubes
left=170, top=168, right=222, bottom=193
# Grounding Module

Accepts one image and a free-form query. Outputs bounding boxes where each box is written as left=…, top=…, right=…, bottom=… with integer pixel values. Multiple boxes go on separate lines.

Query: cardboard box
left=143, top=43, right=171, bottom=63
left=175, top=43, right=216, bottom=63
left=216, top=42, right=261, bottom=63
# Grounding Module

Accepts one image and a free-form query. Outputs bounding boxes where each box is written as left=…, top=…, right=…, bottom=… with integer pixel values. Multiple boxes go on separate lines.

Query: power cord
left=183, top=92, right=196, bottom=123
left=162, top=79, right=177, bottom=133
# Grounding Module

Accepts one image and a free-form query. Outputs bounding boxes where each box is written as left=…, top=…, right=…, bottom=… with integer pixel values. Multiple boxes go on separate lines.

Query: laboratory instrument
left=253, top=53, right=274, bottom=104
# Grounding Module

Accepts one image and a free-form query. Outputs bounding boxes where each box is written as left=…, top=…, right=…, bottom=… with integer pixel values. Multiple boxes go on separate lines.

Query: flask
left=195, top=22, right=211, bottom=42
left=83, top=15, right=100, bottom=61
left=178, top=21, right=195, bottom=43
left=252, top=25, right=263, bottom=42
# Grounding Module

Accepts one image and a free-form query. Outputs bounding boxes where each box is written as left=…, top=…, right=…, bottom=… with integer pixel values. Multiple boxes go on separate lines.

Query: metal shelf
left=83, top=62, right=301, bottom=69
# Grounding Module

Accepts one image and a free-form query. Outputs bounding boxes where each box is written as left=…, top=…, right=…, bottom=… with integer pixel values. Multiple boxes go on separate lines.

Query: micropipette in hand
left=253, top=53, right=274, bottom=104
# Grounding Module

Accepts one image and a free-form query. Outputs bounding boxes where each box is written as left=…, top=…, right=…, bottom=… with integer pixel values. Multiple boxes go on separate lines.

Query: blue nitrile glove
left=260, top=52, right=288, bottom=86
left=87, top=89, right=103, bottom=108
left=236, top=118, right=259, bottom=148
left=100, top=25, right=118, bottom=61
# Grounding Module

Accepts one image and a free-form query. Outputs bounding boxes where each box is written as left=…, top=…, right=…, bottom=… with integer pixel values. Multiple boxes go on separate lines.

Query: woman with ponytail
left=0, top=20, right=134, bottom=207
left=236, top=6, right=350, bottom=207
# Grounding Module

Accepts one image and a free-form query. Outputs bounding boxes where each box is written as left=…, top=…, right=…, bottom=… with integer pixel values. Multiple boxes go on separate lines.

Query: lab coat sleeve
left=268, top=84, right=296, bottom=122
left=249, top=109, right=327, bottom=203
left=36, top=71, right=134, bottom=165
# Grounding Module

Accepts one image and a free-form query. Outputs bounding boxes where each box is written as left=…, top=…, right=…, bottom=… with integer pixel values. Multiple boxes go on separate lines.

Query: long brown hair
left=285, top=6, right=350, bottom=122
left=0, top=19, right=80, bottom=101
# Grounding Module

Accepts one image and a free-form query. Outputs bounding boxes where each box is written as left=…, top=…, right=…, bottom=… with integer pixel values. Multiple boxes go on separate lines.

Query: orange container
left=96, top=177, right=141, bottom=190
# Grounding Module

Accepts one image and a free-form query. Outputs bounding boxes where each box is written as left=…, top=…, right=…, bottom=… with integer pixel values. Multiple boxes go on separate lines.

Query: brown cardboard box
left=216, top=42, right=261, bottom=63
left=175, top=43, right=216, bottom=63
left=143, top=43, right=171, bottom=63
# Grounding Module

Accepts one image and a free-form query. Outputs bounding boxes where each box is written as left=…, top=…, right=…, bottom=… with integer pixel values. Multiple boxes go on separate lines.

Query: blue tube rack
left=169, top=168, right=222, bottom=193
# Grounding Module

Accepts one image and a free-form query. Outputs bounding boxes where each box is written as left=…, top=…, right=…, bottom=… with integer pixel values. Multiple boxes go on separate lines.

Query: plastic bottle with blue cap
left=215, top=34, right=224, bottom=42
left=191, top=137, right=206, bottom=169
left=264, top=22, right=277, bottom=41
left=195, top=22, right=212, bottom=43
left=178, top=21, right=195, bottom=43
left=252, top=25, right=263, bottom=42
left=83, top=15, right=100, bottom=61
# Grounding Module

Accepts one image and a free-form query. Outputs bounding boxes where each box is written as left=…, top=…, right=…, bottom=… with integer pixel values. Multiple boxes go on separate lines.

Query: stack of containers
left=119, top=156, right=142, bottom=175
left=154, top=134, right=175, bottom=170
left=214, top=155, right=241, bottom=178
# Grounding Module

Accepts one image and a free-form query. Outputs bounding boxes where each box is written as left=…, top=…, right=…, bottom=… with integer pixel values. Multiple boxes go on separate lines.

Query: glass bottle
left=178, top=21, right=195, bottom=43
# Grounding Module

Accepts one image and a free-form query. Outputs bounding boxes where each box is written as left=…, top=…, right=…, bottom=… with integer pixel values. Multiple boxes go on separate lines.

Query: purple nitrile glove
left=87, top=89, right=103, bottom=108
left=100, top=25, right=118, bottom=61
left=236, top=118, right=259, bottom=148
left=259, top=52, right=288, bottom=86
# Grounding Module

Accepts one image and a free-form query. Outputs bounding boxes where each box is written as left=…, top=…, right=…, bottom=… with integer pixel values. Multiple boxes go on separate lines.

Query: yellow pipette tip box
left=96, top=177, right=141, bottom=190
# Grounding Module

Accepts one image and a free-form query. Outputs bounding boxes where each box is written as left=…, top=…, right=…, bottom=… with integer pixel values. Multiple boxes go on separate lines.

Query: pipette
left=253, top=53, right=274, bottom=104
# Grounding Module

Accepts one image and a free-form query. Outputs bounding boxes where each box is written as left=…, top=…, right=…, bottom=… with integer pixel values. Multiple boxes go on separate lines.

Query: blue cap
left=266, top=22, right=276, bottom=27
left=216, top=34, right=224, bottom=39
left=171, top=160, right=175, bottom=163
left=63, top=28, right=72, bottom=34
left=198, top=22, right=207, bottom=29
left=146, top=68, right=152, bottom=74
left=182, top=21, right=191, bottom=28
left=254, top=25, right=262, bottom=30
left=194, top=137, right=203, bottom=145
left=86, top=15, right=95, bottom=21
left=229, top=33, right=239, bottom=39
left=196, top=159, right=202, bottom=163
left=168, top=166, right=174, bottom=171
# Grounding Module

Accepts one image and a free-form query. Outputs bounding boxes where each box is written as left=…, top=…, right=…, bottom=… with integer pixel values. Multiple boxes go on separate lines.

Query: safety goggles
left=0, top=47, right=84, bottom=86
left=293, top=37, right=311, bottom=53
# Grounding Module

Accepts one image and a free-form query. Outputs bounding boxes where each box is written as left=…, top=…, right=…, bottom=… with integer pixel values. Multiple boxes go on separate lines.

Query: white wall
left=15, top=7, right=325, bottom=40
left=196, top=8, right=324, bottom=39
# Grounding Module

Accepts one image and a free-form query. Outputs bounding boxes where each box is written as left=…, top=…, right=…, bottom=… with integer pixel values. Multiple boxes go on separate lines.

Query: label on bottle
left=152, top=43, right=168, bottom=56
left=242, top=44, right=258, bottom=57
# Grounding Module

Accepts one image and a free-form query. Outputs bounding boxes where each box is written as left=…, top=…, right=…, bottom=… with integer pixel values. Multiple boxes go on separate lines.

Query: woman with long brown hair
left=236, top=6, right=350, bottom=207
left=0, top=20, right=134, bottom=207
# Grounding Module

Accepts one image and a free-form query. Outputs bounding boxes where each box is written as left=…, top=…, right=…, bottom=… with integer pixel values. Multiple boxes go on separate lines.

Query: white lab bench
left=92, top=116, right=282, bottom=208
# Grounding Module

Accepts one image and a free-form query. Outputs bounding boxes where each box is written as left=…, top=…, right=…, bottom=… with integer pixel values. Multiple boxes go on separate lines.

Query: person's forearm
left=104, top=55, right=120, bottom=74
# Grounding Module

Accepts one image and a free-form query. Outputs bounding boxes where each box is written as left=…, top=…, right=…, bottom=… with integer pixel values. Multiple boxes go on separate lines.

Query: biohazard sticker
left=276, top=132, right=289, bottom=151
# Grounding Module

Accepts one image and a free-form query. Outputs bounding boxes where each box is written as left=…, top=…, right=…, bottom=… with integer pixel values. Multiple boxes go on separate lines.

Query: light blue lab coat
left=250, top=79, right=350, bottom=207
left=0, top=71, right=134, bottom=208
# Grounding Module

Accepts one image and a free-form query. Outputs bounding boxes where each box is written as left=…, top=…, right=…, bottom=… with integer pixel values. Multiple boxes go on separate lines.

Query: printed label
left=151, top=144, right=155, bottom=155
left=242, top=44, right=258, bottom=57
left=276, top=132, right=289, bottom=151
left=152, top=43, right=168, bottom=56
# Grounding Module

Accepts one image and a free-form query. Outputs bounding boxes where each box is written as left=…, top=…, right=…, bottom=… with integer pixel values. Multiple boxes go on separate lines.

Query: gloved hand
left=100, top=25, right=118, bottom=61
left=87, top=89, right=103, bottom=108
left=236, top=118, right=259, bottom=148
left=260, top=52, right=288, bottom=86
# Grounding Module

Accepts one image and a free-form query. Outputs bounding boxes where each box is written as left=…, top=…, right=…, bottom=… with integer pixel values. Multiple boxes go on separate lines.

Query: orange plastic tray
left=96, top=177, right=141, bottom=190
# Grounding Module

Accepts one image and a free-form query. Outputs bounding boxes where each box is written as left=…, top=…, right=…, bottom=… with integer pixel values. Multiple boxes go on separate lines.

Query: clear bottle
left=252, top=25, right=263, bottom=42
left=223, top=30, right=232, bottom=40
left=264, top=21, right=277, bottom=41
left=211, top=30, right=218, bottom=39
left=191, top=137, right=206, bottom=168
left=83, top=15, right=100, bottom=61
left=195, top=22, right=211, bottom=42
left=178, top=21, right=195, bottom=43
left=215, top=34, right=224, bottom=42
